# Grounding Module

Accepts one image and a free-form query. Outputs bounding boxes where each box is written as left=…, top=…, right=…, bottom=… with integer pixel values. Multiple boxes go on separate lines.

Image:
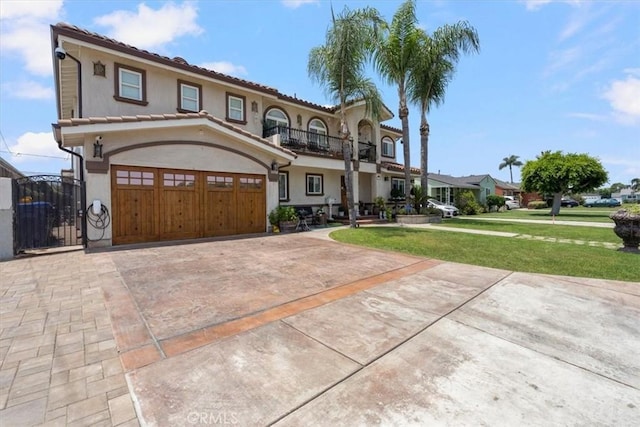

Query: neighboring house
left=50, top=23, right=408, bottom=247
left=493, top=179, right=522, bottom=198
left=612, top=188, right=637, bottom=203
left=0, top=156, right=24, bottom=179
left=426, top=173, right=497, bottom=205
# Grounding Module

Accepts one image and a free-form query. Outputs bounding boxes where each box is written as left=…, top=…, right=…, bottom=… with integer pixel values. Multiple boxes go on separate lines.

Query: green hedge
left=527, top=201, right=548, bottom=209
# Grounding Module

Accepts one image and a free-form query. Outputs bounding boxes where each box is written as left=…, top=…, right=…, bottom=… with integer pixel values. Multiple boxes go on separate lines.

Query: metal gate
left=13, top=175, right=85, bottom=254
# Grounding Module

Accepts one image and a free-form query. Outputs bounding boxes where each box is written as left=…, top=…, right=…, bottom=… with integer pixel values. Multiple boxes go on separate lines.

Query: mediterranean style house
left=50, top=23, right=416, bottom=247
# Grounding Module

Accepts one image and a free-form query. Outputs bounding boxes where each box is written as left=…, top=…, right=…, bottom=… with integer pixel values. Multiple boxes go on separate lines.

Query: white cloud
left=2, top=80, right=54, bottom=100
left=281, top=0, right=319, bottom=9
left=602, top=74, right=640, bottom=125
left=200, top=61, right=248, bottom=76
left=521, top=0, right=582, bottom=11
left=543, top=46, right=583, bottom=77
left=6, top=132, right=67, bottom=164
left=566, top=112, right=607, bottom=122
left=0, top=1, right=64, bottom=76
left=0, top=0, right=62, bottom=19
left=94, top=2, right=203, bottom=50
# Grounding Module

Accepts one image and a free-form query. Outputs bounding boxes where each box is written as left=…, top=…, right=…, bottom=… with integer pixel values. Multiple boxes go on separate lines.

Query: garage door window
left=163, top=173, right=195, bottom=187
left=116, top=170, right=154, bottom=186
left=207, top=175, right=234, bottom=189
left=240, top=177, right=263, bottom=191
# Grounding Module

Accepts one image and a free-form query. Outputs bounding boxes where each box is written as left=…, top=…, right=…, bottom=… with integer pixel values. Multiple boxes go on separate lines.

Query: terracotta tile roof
left=380, top=124, right=402, bottom=135
left=381, top=161, right=421, bottom=174
left=56, top=111, right=296, bottom=157
left=52, top=23, right=339, bottom=114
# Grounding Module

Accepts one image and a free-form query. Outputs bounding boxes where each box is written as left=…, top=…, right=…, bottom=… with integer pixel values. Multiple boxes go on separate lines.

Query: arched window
left=381, top=136, right=395, bottom=158
left=264, top=108, right=289, bottom=130
left=308, top=118, right=328, bottom=149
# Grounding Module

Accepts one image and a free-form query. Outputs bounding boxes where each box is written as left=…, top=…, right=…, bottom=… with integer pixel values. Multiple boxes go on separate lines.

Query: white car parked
left=427, top=199, right=460, bottom=218
left=504, top=196, right=520, bottom=210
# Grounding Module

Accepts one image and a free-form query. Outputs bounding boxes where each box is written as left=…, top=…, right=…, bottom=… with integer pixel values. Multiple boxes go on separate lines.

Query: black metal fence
left=13, top=175, right=85, bottom=254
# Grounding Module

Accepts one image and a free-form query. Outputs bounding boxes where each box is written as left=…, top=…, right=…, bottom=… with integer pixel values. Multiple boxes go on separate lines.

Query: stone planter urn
left=610, top=208, right=640, bottom=253
left=279, top=220, right=298, bottom=234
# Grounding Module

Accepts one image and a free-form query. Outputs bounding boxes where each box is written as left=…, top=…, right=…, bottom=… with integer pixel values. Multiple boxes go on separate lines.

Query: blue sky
left=1, top=0, right=638, bottom=186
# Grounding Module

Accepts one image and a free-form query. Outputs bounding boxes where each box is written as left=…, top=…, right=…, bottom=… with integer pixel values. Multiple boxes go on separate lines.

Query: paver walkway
left=0, top=252, right=138, bottom=426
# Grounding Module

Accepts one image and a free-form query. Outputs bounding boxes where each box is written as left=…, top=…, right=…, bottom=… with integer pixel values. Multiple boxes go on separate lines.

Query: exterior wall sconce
left=296, top=114, right=302, bottom=127
left=271, top=160, right=278, bottom=172
left=93, top=136, right=103, bottom=158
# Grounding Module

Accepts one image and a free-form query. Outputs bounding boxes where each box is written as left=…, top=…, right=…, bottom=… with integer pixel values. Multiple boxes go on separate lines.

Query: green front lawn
left=435, top=219, right=618, bottom=243
left=330, top=227, right=639, bottom=282
left=477, top=207, right=621, bottom=223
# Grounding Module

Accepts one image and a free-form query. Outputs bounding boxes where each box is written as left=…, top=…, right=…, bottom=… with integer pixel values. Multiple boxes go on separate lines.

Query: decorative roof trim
left=55, top=110, right=296, bottom=158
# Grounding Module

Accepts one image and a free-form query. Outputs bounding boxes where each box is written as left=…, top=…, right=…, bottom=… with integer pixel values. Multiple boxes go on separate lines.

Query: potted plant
left=269, top=206, right=298, bottom=233
left=374, top=196, right=386, bottom=219
left=610, top=204, right=640, bottom=253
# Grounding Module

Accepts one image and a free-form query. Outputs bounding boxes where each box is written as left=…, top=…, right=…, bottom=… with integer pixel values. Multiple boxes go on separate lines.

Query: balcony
left=358, top=141, right=376, bottom=162
left=264, top=126, right=376, bottom=163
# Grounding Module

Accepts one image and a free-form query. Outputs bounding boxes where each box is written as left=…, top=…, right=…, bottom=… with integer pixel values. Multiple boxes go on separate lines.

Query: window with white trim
left=265, top=108, right=289, bottom=129
left=308, top=118, right=328, bottom=148
left=306, top=174, right=323, bottom=195
left=278, top=172, right=289, bottom=201
left=178, top=80, right=201, bottom=112
left=381, top=137, right=394, bottom=157
left=114, top=63, right=147, bottom=105
left=226, top=93, right=246, bottom=123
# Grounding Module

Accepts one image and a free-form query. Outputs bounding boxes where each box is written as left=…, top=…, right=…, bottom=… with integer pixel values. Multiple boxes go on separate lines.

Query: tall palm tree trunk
left=399, top=85, right=411, bottom=200
left=420, top=117, right=430, bottom=191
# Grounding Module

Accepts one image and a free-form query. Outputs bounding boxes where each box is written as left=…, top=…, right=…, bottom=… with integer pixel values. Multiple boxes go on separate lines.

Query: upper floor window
left=178, top=80, right=202, bottom=112
left=264, top=108, right=289, bottom=130
left=114, top=63, right=147, bottom=105
left=308, top=118, right=328, bottom=148
left=381, top=136, right=395, bottom=158
left=226, top=93, right=246, bottom=124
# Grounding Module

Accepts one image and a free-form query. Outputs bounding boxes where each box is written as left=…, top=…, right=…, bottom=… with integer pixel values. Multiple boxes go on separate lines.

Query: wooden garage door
left=111, top=166, right=266, bottom=245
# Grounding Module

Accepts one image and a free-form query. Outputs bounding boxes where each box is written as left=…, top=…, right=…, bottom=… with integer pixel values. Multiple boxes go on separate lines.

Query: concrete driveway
left=1, top=229, right=638, bottom=426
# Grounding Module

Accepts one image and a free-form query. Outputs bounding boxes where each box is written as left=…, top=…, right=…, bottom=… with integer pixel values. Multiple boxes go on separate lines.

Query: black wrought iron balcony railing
left=263, top=126, right=378, bottom=163
left=263, top=126, right=344, bottom=159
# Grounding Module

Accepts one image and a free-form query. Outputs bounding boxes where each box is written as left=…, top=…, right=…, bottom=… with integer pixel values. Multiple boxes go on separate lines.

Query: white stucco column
left=352, top=170, right=360, bottom=213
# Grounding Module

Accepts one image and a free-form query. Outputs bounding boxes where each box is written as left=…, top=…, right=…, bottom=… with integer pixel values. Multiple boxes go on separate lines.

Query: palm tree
left=632, top=178, right=640, bottom=191
left=308, top=6, right=385, bottom=228
left=409, top=22, right=480, bottom=191
left=374, top=0, right=421, bottom=200
left=499, top=155, right=524, bottom=183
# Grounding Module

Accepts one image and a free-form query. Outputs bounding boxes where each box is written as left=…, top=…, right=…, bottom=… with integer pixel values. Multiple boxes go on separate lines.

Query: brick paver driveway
left=1, top=230, right=638, bottom=426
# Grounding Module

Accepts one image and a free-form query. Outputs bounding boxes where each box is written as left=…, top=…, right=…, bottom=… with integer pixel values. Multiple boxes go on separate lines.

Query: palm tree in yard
left=409, top=22, right=480, bottom=191
left=374, top=0, right=422, bottom=200
left=308, top=6, right=385, bottom=228
left=499, top=154, right=524, bottom=183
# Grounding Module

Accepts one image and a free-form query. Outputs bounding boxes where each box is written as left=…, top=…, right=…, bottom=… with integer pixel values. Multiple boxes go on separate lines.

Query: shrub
left=462, top=200, right=483, bottom=215
left=527, top=201, right=548, bottom=210
left=419, top=206, right=441, bottom=215
left=486, top=195, right=505, bottom=211
left=269, top=205, right=298, bottom=224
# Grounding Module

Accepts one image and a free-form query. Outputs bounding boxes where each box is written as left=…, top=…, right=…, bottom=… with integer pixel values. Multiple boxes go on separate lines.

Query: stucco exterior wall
left=0, top=178, right=14, bottom=260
